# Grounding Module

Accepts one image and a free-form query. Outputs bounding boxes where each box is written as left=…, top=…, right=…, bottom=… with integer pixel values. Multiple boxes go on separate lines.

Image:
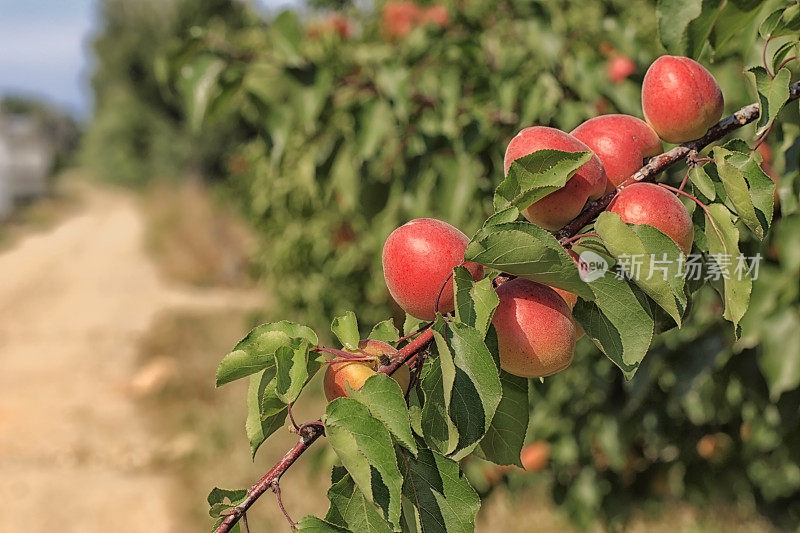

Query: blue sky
left=0, top=0, right=300, bottom=117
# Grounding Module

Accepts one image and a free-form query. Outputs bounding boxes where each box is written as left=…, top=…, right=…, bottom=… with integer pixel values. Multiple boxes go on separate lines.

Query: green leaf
left=453, top=266, right=499, bottom=339
left=207, top=487, right=247, bottom=518
left=475, top=327, right=529, bottom=466
left=572, top=263, right=655, bottom=379
left=758, top=309, right=800, bottom=401
left=703, top=203, right=753, bottom=332
left=404, top=314, right=427, bottom=335
left=274, top=340, right=310, bottom=404
left=369, top=320, right=400, bottom=343
left=348, top=374, right=418, bottom=455
left=714, top=145, right=774, bottom=239
left=297, top=516, right=353, bottom=533
left=759, top=4, right=800, bottom=38
left=216, top=321, right=318, bottom=387
left=324, top=398, right=404, bottom=528
left=657, top=0, right=724, bottom=58
left=177, top=55, right=226, bottom=132
left=689, top=165, right=716, bottom=201
left=325, top=473, right=391, bottom=533
left=746, top=66, right=792, bottom=135
left=419, top=323, right=460, bottom=455
left=482, top=206, right=521, bottom=227
left=465, top=222, right=594, bottom=300
left=270, top=10, right=304, bottom=64
left=594, top=212, right=688, bottom=326
left=434, top=321, right=503, bottom=459
left=771, top=40, right=800, bottom=74
left=397, top=445, right=480, bottom=533
left=246, top=370, right=287, bottom=458
left=494, top=149, right=592, bottom=213
left=332, top=311, right=360, bottom=350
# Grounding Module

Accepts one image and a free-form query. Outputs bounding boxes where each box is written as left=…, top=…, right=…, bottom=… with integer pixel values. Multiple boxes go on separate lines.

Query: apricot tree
left=188, top=3, right=800, bottom=532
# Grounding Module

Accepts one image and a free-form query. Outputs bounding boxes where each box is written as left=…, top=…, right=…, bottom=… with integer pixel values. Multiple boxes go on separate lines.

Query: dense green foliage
left=84, top=0, right=800, bottom=529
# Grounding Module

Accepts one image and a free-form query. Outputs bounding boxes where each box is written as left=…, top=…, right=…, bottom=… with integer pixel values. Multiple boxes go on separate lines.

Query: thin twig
left=242, top=513, right=250, bottom=533
left=272, top=482, right=296, bottom=530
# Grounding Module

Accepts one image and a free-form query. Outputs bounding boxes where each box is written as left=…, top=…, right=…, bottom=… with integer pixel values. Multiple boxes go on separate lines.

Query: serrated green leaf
left=465, top=222, right=594, bottom=300
left=758, top=309, right=800, bottom=401
left=207, top=487, right=247, bottom=518
left=349, top=374, right=418, bottom=455
left=325, top=473, right=391, bottom=533
left=332, top=311, right=360, bottom=350
left=595, top=212, right=687, bottom=326
left=369, top=320, right=400, bottom=343
left=217, top=320, right=316, bottom=386
left=483, top=206, right=521, bottom=227
left=453, top=266, right=499, bottom=338
left=297, top=515, right=354, bottom=533
left=494, top=149, right=592, bottom=213
left=771, top=40, right=800, bottom=74
left=703, top=203, right=752, bottom=331
left=419, top=319, right=459, bottom=455
left=474, top=327, right=529, bottom=466
left=404, top=314, right=427, bottom=336
left=746, top=66, right=791, bottom=135
left=572, top=264, right=654, bottom=379
left=759, top=4, right=800, bottom=38
left=397, top=445, right=480, bottom=533
left=325, top=398, right=404, bottom=528
left=246, top=370, right=287, bottom=459
left=714, top=146, right=773, bottom=239
left=689, top=166, right=716, bottom=201
left=274, top=340, right=310, bottom=404
left=434, top=321, right=503, bottom=459
left=657, top=0, right=724, bottom=58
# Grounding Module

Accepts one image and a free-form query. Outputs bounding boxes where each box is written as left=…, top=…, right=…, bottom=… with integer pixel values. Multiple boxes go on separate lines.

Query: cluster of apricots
left=324, top=55, right=725, bottom=401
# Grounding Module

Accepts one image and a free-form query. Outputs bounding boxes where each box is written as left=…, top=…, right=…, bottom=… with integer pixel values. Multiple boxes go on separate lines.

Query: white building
left=0, top=110, right=56, bottom=219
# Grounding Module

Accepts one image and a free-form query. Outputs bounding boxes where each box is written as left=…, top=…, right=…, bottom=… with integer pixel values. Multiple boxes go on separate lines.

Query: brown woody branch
left=214, top=80, right=800, bottom=533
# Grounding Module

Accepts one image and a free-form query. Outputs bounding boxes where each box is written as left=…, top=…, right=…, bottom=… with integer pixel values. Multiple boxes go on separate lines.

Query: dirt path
left=0, top=186, right=262, bottom=532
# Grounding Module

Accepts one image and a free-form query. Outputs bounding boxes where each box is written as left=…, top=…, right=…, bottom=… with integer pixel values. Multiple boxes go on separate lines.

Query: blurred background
left=1, top=0, right=799, bottom=531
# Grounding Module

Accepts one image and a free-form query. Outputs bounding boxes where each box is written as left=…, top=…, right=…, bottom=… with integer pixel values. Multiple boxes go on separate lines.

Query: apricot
left=606, top=55, right=636, bottom=84
left=504, top=127, right=608, bottom=231
left=323, top=340, right=411, bottom=401
left=520, top=441, right=551, bottom=472
left=642, top=55, right=724, bottom=144
left=607, top=182, right=694, bottom=255
left=492, top=279, right=577, bottom=378
left=382, top=218, right=483, bottom=320
left=571, top=114, right=662, bottom=192
left=420, top=5, right=449, bottom=28
left=382, top=1, right=420, bottom=38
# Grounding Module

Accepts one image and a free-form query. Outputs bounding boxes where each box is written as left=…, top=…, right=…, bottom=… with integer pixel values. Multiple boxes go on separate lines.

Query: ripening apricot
left=642, top=55, right=724, bottom=144
left=382, top=218, right=483, bottom=320
left=607, top=182, right=694, bottom=255
left=571, top=114, right=662, bottom=192
left=520, top=441, right=551, bottom=472
left=504, top=127, right=608, bottom=231
left=606, top=55, right=636, bottom=84
left=492, top=279, right=577, bottom=378
left=323, top=340, right=411, bottom=401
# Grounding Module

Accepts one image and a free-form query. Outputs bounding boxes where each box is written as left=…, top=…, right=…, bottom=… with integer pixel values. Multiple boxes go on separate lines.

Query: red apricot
left=520, top=441, right=551, bottom=472
left=492, top=279, right=577, bottom=378
left=606, top=55, right=636, bottom=84
left=382, top=218, right=483, bottom=320
left=642, top=55, right=724, bottom=144
left=504, top=127, right=608, bottom=231
left=607, top=182, right=694, bottom=255
left=420, top=5, right=449, bottom=28
left=323, top=340, right=411, bottom=401
left=382, top=1, right=421, bottom=38
left=571, top=114, right=662, bottom=193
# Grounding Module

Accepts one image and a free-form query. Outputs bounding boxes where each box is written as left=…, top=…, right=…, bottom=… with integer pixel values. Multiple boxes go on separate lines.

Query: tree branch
left=213, top=328, right=435, bottom=533
left=214, top=79, right=800, bottom=533
left=554, top=80, right=800, bottom=243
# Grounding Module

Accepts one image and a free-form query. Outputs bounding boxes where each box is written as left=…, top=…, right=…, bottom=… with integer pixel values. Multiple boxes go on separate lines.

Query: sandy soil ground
left=0, top=186, right=262, bottom=532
